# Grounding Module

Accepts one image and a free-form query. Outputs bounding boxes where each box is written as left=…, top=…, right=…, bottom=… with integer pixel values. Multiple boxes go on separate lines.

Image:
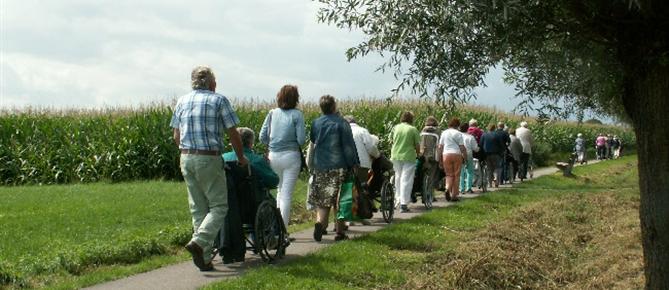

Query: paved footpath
left=86, top=164, right=571, bottom=290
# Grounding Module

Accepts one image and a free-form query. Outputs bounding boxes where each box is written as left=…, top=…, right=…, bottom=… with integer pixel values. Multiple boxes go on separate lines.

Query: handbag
left=354, top=174, right=373, bottom=219
left=336, top=173, right=355, bottom=221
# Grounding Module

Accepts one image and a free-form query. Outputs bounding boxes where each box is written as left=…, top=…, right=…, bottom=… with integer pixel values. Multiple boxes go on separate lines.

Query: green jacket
left=222, top=148, right=279, bottom=189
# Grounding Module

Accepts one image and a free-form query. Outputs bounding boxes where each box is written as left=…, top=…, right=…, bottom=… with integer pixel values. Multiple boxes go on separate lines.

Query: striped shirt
left=170, top=90, right=240, bottom=151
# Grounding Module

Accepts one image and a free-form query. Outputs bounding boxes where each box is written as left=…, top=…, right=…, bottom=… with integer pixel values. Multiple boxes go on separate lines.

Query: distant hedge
left=0, top=101, right=635, bottom=185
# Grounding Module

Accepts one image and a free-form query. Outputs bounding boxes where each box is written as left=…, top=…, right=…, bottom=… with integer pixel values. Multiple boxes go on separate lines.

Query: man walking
left=171, top=66, right=248, bottom=271
left=515, top=121, right=534, bottom=181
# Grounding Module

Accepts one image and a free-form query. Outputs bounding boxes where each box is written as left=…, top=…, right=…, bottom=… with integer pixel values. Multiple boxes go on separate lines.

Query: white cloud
left=0, top=0, right=518, bottom=110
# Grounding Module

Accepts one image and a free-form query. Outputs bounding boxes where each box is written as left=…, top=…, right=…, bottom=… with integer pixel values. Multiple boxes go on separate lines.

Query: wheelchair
left=411, top=156, right=438, bottom=209
left=368, top=155, right=395, bottom=223
left=213, top=162, right=289, bottom=264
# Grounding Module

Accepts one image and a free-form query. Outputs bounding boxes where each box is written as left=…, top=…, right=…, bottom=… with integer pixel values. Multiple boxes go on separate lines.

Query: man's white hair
left=520, top=121, right=528, bottom=128
left=468, top=118, right=478, bottom=126
left=191, top=65, right=216, bottom=90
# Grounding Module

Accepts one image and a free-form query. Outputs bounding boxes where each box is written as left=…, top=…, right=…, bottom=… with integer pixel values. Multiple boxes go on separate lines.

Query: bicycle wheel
left=380, top=178, right=395, bottom=223
left=254, top=200, right=285, bottom=263
left=421, top=173, right=433, bottom=209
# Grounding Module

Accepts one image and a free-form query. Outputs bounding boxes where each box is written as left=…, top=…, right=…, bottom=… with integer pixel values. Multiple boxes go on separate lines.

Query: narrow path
left=85, top=162, right=584, bottom=290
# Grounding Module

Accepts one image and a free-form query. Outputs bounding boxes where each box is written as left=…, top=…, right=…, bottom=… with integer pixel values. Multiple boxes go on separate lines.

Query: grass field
left=205, top=156, right=643, bottom=289
left=0, top=177, right=314, bottom=289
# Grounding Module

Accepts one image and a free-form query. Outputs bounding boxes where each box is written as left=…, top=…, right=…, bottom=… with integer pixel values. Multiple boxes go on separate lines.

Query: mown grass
left=0, top=177, right=316, bottom=289
left=204, top=156, right=642, bottom=289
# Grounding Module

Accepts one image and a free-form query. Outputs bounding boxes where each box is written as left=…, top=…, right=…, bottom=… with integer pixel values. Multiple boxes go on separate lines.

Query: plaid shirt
left=170, top=90, right=240, bottom=151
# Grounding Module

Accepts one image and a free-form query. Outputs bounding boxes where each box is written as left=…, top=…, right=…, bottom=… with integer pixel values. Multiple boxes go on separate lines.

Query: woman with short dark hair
left=309, top=95, right=359, bottom=242
left=259, top=84, right=306, bottom=228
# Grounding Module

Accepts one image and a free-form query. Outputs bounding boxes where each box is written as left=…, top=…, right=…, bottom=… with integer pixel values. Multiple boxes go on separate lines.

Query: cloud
left=0, top=0, right=517, bottom=111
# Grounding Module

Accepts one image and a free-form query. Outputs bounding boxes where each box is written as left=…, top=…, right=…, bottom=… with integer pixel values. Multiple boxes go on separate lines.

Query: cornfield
left=0, top=100, right=635, bottom=185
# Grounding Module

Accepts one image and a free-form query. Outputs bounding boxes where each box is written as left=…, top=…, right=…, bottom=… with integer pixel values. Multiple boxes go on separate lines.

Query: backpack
left=420, top=132, right=440, bottom=162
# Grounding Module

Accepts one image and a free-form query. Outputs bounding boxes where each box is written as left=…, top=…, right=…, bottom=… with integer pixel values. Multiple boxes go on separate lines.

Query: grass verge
left=0, top=177, right=314, bottom=289
left=204, top=156, right=643, bottom=289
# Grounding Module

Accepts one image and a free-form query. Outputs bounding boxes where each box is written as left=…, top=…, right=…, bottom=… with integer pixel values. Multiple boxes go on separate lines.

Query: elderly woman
left=390, top=111, right=421, bottom=212
left=259, top=85, right=306, bottom=228
left=309, top=95, right=359, bottom=242
left=438, top=118, right=467, bottom=201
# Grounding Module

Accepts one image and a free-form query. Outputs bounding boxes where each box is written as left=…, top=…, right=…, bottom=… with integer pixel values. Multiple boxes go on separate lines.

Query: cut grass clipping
left=206, top=156, right=643, bottom=289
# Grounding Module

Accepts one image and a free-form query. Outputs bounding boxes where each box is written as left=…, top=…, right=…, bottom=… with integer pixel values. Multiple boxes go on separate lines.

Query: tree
left=318, top=0, right=668, bottom=288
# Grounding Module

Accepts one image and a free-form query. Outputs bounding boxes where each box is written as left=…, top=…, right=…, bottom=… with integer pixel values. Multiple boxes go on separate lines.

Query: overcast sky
left=0, top=0, right=522, bottom=111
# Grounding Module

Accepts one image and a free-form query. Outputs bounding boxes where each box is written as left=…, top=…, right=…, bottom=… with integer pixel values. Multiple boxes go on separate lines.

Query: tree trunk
left=622, top=61, right=669, bottom=289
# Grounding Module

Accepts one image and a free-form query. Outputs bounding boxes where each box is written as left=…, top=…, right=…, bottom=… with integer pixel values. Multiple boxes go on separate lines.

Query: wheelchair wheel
left=254, top=200, right=286, bottom=263
left=380, top=178, right=395, bottom=223
left=421, top=173, right=433, bottom=210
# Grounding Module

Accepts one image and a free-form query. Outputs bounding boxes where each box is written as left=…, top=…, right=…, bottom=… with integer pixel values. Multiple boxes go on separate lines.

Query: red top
left=467, top=126, right=483, bottom=143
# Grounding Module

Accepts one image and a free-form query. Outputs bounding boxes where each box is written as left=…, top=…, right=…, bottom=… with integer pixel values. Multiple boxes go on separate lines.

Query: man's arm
left=227, top=126, right=249, bottom=166
left=173, top=128, right=180, bottom=147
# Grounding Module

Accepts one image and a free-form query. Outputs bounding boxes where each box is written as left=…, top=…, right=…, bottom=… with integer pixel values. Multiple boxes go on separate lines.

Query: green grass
left=0, top=177, right=315, bottom=289
left=204, top=156, right=640, bottom=289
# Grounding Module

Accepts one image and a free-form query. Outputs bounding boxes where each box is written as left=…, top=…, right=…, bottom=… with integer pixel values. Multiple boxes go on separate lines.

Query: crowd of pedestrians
left=171, top=65, right=540, bottom=271
left=579, top=133, right=623, bottom=163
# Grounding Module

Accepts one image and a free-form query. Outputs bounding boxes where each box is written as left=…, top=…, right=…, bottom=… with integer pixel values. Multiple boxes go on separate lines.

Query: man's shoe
left=199, top=262, right=214, bottom=271
left=467, top=189, right=474, bottom=194
left=313, top=223, right=324, bottom=242
left=400, top=205, right=410, bottom=213
left=185, top=241, right=207, bottom=270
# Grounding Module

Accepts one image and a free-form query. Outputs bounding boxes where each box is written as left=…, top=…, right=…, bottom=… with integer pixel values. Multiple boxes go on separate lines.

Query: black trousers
left=519, top=153, right=530, bottom=179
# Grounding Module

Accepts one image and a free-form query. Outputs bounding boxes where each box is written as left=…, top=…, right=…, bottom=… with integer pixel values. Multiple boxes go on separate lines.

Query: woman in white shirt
left=438, top=118, right=467, bottom=201
left=459, top=123, right=479, bottom=194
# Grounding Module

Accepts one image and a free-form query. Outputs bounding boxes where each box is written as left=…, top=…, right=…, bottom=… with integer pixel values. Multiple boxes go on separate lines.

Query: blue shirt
left=310, top=114, right=359, bottom=171
left=259, top=108, right=306, bottom=152
left=170, top=90, right=240, bottom=151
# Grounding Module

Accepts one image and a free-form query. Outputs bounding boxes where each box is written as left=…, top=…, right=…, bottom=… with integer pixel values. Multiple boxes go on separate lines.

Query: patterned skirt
left=308, top=168, right=346, bottom=208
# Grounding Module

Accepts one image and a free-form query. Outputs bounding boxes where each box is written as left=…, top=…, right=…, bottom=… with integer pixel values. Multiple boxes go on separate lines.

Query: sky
left=0, top=0, right=524, bottom=112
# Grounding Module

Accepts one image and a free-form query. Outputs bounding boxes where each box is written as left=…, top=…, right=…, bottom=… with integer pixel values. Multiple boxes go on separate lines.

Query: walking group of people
left=574, top=133, right=623, bottom=164
left=391, top=117, right=534, bottom=211
left=170, top=65, right=536, bottom=271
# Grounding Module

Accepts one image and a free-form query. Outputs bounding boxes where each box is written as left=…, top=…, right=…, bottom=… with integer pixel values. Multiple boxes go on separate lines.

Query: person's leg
left=392, top=160, right=405, bottom=206
left=400, top=161, right=416, bottom=207
left=485, top=155, right=497, bottom=187
left=465, top=158, right=474, bottom=191
left=180, top=155, right=206, bottom=235
left=451, top=155, right=463, bottom=199
left=316, top=207, right=330, bottom=230
left=459, top=159, right=467, bottom=193
left=190, top=155, right=229, bottom=264
left=443, top=155, right=456, bottom=198
left=519, top=153, right=529, bottom=180
left=279, top=152, right=301, bottom=227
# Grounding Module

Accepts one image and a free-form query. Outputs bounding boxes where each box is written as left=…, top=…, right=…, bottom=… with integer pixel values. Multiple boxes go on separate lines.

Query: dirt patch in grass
left=405, top=190, right=644, bottom=289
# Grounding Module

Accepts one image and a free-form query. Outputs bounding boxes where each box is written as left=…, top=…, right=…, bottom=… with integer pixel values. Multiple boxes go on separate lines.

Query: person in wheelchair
left=223, top=127, right=279, bottom=190
left=219, top=127, right=280, bottom=264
